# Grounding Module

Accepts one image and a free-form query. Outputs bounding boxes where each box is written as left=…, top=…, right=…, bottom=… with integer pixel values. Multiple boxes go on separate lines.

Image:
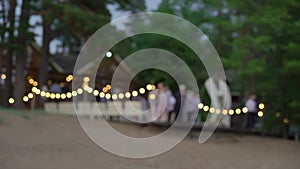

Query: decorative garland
left=5, top=76, right=273, bottom=120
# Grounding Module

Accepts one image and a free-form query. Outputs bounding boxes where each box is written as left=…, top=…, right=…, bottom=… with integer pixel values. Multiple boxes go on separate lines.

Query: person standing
left=50, top=82, right=62, bottom=93
left=50, top=82, right=62, bottom=102
left=170, top=84, right=186, bottom=122
left=156, top=82, right=169, bottom=122
left=165, top=87, right=176, bottom=123
left=149, top=82, right=164, bottom=122
left=246, top=94, right=257, bottom=129
left=149, top=81, right=172, bottom=123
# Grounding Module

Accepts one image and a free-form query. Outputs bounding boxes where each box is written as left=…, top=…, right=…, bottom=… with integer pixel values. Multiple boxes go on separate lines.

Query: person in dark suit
left=169, top=84, right=186, bottom=123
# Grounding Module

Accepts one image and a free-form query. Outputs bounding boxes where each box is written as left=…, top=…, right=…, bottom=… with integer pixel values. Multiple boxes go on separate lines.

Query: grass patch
left=0, top=116, right=3, bottom=124
left=0, top=106, right=46, bottom=120
left=16, top=111, right=30, bottom=119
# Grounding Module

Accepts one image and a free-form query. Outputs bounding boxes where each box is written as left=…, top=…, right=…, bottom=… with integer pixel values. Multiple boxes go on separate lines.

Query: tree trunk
left=38, top=16, right=51, bottom=87
left=13, top=0, right=30, bottom=109
left=14, top=54, right=27, bottom=108
left=3, top=0, right=16, bottom=107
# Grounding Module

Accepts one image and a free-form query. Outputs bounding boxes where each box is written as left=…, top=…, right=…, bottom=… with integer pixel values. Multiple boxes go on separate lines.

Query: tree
left=13, top=0, right=32, bottom=108
left=35, top=0, right=146, bottom=86
left=125, top=0, right=300, bottom=132
left=2, top=0, right=16, bottom=107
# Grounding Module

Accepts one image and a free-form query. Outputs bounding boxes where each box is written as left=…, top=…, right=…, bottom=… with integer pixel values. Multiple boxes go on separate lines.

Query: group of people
left=147, top=81, right=261, bottom=129
left=148, top=81, right=200, bottom=123
left=49, top=79, right=260, bottom=128
left=48, top=82, right=71, bottom=94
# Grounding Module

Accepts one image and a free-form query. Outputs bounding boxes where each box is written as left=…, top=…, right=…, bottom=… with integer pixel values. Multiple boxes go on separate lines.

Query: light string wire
left=17, top=77, right=268, bottom=118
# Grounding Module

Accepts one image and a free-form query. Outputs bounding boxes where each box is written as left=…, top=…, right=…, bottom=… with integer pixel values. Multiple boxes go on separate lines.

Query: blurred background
left=0, top=0, right=300, bottom=168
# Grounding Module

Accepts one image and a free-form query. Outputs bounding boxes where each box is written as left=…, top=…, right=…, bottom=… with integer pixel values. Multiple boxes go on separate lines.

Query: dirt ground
left=0, top=111, right=300, bottom=169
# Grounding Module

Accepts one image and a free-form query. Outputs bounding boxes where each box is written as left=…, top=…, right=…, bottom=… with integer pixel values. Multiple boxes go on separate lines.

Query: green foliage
left=122, top=0, right=300, bottom=129
left=122, top=33, right=207, bottom=89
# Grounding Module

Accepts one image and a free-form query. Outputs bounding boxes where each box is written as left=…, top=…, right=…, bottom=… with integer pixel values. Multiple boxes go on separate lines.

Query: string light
left=105, top=93, right=111, bottom=100
left=77, top=88, right=83, bottom=94
left=8, top=98, right=14, bottom=104
left=32, top=87, right=37, bottom=92
left=283, top=118, right=289, bottom=124
left=146, top=84, right=152, bottom=90
left=229, top=109, right=234, bottom=115
left=132, top=90, right=138, bottom=97
left=106, top=84, right=111, bottom=90
left=59, top=82, right=64, bottom=87
left=235, top=108, right=241, bottom=114
left=35, top=89, right=41, bottom=95
left=55, top=93, right=61, bottom=99
left=152, top=85, right=156, bottom=90
left=61, top=93, right=66, bottom=99
left=139, top=88, right=146, bottom=94
left=93, top=90, right=99, bottom=96
left=258, top=103, right=265, bottom=110
left=1, top=73, right=6, bottom=80
left=28, top=93, right=34, bottom=99
left=50, top=93, right=55, bottom=99
left=106, top=51, right=112, bottom=58
left=198, top=103, right=253, bottom=116
left=25, top=78, right=271, bottom=118
left=33, top=81, right=38, bottom=87
left=242, top=107, right=248, bottom=113
left=28, top=78, right=34, bottom=84
left=198, top=103, right=204, bottom=109
left=99, top=92, right=105, bottom=98
left=197, top=103, right=268, bottom=118
left=23, top=96, right=29, bottom=102
left=118, top=93, right=124, bottom=99
left=149, top=94, right=156, bottom=100
left=125, top=92, right=131, bottom=98
left=66, top=75, right=73, bottom=82
left=203, top=105, right=209, bottom=112
left=72, top=91, right=77, bottom=97
left=112, top=94, right=118, bottom=100
left=26, top=78, right=155, bottom=102
left=25, top=87, right=83, bottom=101
left=45, top=92, right=50, bottom=98
left=67, top=92, right=72, bottom=98
left=83, top=85, right=90, bottom=91
left=83, top=77, right=90, bottom=83
left=102, top=87, right=108, bottom=93
left=87, top=87, right=93, bottom=93
left=47, top=80, right=52, bottom=85
left=258, top=111, right=264, bottom=117
left=276, top=112, right=281, bottom=118
left=40, top=91, right=46, bottom=97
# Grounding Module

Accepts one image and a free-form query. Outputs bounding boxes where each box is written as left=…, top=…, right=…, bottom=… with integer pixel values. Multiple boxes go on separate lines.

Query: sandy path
left=0, top=111, right=299, bottom=169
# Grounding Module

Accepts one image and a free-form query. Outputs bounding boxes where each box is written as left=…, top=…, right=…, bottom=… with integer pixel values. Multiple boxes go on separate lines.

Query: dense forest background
left=0, top=0, right=299, bottom=133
